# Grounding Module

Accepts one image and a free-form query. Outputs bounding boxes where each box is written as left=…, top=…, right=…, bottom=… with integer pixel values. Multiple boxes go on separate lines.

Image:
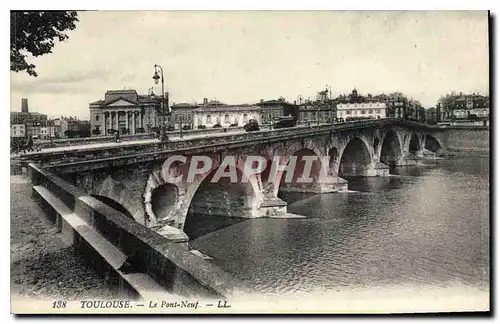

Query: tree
left=11, top=11, right=79, bottom=77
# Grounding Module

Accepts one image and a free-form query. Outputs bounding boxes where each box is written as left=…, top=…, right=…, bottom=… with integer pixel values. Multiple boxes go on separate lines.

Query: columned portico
left=132, top=111, right=136, bottom=134
left=125, top=111, right=129, bottom=133
left=107, top=112, right=112, bottom=133
left=115, top=111, right=119, bottom=131
left=89, top=89, right=162, bottom=136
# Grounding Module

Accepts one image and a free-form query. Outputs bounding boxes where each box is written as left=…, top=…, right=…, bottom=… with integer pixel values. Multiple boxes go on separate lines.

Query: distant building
left=425, top=107, right=438, bottom=125
left=406, top=100, right=426, bottom=123
left=438, top=92, right=489, bottom=126
left=171, top=98, right=263, bottom=129
left=336, top=89, right=386, bottom=121
left=10, top=124, right=26, bottom=138
left=10, top=111, right=48, bottom=125
left=170, top=101, right=199, bottom=130
left=385, top=94, right=408, bottom=119
left=297, top=89, right=336, bottom=124
left=257, top=97, right=300, bottom=125
left=10, top=98, right=48, bottom=139
left=89, top=90, right=164, bottom=136
left=60, top=117, right=91, bottom=138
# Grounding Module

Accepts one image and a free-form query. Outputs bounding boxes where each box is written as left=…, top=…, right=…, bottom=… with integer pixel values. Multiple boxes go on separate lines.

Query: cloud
left=9, top=11, right=489, bottom=120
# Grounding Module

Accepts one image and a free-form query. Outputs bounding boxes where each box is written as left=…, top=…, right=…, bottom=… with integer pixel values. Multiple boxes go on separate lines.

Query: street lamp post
left=152, top=64, right=168, bottom=141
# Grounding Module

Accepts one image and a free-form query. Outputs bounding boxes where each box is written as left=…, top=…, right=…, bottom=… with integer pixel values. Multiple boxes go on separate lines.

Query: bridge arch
left=380, top=130, right=403, bottom=167
left=275, top=147, right=327, bottom=194
left=338, top=137, right=373, bottom=177
left=91, top=195, right=135, bottom=220
left=408, top=133, right=421, bottom=155
left=183, top=165, right=260, bottom=239
left=86, top=175, right=146, bottom=225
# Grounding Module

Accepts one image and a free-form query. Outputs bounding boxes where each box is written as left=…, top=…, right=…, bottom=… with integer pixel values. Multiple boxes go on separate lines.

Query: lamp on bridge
left=152, top=64, right=168, bottom=141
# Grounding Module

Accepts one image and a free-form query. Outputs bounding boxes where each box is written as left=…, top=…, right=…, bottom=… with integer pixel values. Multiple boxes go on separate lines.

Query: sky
left=9, top=10, right=489, bottom=120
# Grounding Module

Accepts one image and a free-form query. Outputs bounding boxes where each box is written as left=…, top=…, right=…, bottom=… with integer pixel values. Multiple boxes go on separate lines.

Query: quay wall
left=440, top=127, right=489, bottom=152
left=28, top=163, right=252, bottom=300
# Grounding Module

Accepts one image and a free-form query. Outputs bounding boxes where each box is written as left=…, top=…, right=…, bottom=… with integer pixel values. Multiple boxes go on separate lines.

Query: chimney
left=203, top=98, right=208, bottom=105
left=21, top=98, right=28, bottom=113
left=260, top=99, right=264, bottom=103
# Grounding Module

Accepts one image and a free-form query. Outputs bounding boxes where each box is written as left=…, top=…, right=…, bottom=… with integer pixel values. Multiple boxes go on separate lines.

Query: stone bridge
left=24, top=119, right=448, bottom=242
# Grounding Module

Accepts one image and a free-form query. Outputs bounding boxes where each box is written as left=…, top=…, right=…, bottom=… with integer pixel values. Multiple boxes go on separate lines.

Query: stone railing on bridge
left=35, top=133, right=157, bottom=149
left=28, top=163, right=254, bottom=299
left=21, top=119, right=438, bottom=171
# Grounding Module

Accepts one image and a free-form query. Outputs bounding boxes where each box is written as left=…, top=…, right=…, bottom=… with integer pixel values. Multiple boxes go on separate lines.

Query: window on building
left=361, top=110, right=366, bottom=114
left=346, top=110, right=351, bottom=115
left=243, top=114, right=248, bottom=123
left=376, top=109, right=381, bottom=113
left=369, top=109, right=373, bottom=114
left=207, top=115, right=212, bottom=123
left=197, top=117, right=202, bottom=125
left=225, top=114, right=230, bottom=123
left=96, top=115, right=99, bottom=121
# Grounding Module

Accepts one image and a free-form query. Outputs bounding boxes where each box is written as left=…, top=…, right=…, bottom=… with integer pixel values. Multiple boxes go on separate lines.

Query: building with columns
left=89, top=90, right=163, bottom=136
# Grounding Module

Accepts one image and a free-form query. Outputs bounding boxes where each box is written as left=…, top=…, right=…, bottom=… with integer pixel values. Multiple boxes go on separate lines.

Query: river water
left=190, top=153, right=490, bottom=296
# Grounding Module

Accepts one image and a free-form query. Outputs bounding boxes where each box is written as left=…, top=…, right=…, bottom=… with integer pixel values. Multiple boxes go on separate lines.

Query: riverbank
left=10, top=174, right=118, bottom=300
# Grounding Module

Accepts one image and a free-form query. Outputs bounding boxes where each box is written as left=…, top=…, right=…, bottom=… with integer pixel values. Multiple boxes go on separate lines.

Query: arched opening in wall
left=184, top=167, right=255, bottom=240
left=91, top=195, right=135, bottom=220
left=424, top=135, right=441, bottom=152
left=373, top=137, right=380, bottom=153
left=277, top=148, right=324, bottom=202
left=338, top=138, right=372, bottom=178
left=150, top=183, right=178, bottom=223
left=409, top=133, right=421, bottom=155
left=380, top=130, right=402, bottom=168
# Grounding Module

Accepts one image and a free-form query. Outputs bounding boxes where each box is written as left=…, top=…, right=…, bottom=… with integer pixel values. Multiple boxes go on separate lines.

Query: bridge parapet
left=21, top=119, right=440, bottom=170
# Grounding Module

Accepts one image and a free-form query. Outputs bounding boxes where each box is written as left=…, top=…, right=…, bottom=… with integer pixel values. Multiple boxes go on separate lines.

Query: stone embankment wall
left=28, top=163, right=252, bottom=300
left=441, top=127, right=489, bottom=152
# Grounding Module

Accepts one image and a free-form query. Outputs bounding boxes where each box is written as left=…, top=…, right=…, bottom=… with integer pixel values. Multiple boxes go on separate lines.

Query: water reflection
left=190, top=154, right=490, bottom=295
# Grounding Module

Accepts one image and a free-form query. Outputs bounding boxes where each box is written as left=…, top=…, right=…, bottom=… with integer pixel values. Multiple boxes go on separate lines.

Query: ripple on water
left=190, top=154, right=490, bottom=295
